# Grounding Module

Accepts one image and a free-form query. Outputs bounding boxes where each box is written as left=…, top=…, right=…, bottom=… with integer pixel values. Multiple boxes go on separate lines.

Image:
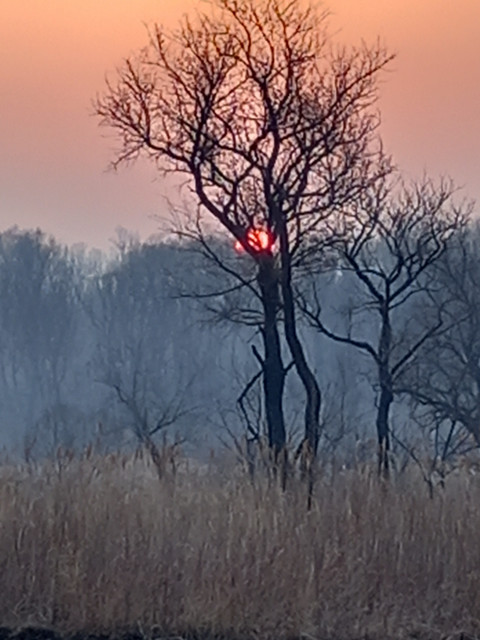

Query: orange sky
left=1, top=0, right=479, bottom=249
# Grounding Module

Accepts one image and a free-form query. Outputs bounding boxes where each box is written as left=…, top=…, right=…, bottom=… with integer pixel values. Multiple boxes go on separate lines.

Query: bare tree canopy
left=95, top=0, right=392, bottom=260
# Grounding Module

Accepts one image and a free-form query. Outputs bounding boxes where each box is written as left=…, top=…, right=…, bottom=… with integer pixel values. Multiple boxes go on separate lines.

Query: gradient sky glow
left=1, top=0, right=479, bottom=249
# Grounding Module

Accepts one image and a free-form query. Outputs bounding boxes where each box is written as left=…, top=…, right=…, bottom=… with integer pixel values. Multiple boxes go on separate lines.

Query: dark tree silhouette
left=300, top=178, right=470, bottom=475
left=95, top=0, right=392, bottom=469
left=399, top=224, right=480, bottom=449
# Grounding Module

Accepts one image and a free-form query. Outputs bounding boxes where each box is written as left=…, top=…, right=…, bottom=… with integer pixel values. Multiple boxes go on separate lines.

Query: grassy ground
left=0, top=449, right=479, bottom=640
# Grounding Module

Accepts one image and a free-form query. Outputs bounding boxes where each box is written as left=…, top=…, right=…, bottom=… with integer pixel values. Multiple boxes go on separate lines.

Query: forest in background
left=1, top=220, right=480, bottom=490
left=0, top=224, right=366, bottom=458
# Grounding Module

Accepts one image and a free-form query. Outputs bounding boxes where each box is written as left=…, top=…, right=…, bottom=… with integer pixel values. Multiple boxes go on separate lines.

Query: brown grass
left=1, top=450, right=480, bottom=640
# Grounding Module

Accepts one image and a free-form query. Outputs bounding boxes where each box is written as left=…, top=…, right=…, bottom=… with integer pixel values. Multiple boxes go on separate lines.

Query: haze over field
left=1, top=0, right=479, bottom=248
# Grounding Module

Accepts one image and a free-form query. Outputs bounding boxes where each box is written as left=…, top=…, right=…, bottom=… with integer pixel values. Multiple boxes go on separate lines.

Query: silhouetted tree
left=399, top=223, right=480, bottom=449
left=300, top=178, right=470, bottom=475
left=95, top=0, right=392, bottom=475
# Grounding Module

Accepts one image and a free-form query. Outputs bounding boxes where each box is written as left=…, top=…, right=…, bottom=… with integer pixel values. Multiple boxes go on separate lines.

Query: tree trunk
left=257, top=256, right=286, bottom=457
left=376, top=377, right=393, bottom=477
left=145, top=435, right=165, bottom=481
left=277, top=223, right=321, bottom=508
left=278, top=226, right=321, bottom=458
left=377, top=305, right=393, bottom=477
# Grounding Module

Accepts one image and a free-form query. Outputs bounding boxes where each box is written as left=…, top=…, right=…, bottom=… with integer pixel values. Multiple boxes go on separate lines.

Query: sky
left=1, top=0, right=479, bottom=250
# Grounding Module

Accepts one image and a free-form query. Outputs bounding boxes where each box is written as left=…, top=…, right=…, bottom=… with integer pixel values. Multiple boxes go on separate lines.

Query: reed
left=0, top=450, right=479, bottom=640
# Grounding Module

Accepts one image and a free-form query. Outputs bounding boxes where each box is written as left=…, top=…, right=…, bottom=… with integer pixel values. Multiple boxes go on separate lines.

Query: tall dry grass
left=1, top=450, right=480, bottom=640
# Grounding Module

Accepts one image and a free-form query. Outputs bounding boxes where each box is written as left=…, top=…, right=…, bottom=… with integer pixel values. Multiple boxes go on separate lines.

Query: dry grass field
left=0, top=449, right=479, bottom=640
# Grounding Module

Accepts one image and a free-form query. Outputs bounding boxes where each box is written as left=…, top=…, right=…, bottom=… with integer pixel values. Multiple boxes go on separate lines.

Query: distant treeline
left=1, top=222, right=479, bottom=479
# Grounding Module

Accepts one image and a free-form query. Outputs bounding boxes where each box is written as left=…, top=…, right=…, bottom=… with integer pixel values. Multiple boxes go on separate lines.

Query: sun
left=235, top=228, right=275, bottom=253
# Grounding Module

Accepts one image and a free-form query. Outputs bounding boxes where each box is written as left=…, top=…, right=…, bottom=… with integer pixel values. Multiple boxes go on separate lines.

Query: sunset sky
left=1, top=0, right=479, bottom=250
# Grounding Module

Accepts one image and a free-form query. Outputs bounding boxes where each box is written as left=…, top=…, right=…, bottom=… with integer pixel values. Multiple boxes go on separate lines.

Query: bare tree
left=0, top=228, right=79, bottom=444
left=95, top=0, right=392, bottom=465
left=109, top=373, right=187, bottom=481
left=83, top=236, right=195, bottom=474
left=399, top=223, right=480, bottom=450
left=300, top=178, right=470, bottom=475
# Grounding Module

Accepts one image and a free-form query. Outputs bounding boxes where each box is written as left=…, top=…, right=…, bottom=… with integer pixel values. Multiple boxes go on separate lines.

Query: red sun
left=235, top=228, right=275, bottom=253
